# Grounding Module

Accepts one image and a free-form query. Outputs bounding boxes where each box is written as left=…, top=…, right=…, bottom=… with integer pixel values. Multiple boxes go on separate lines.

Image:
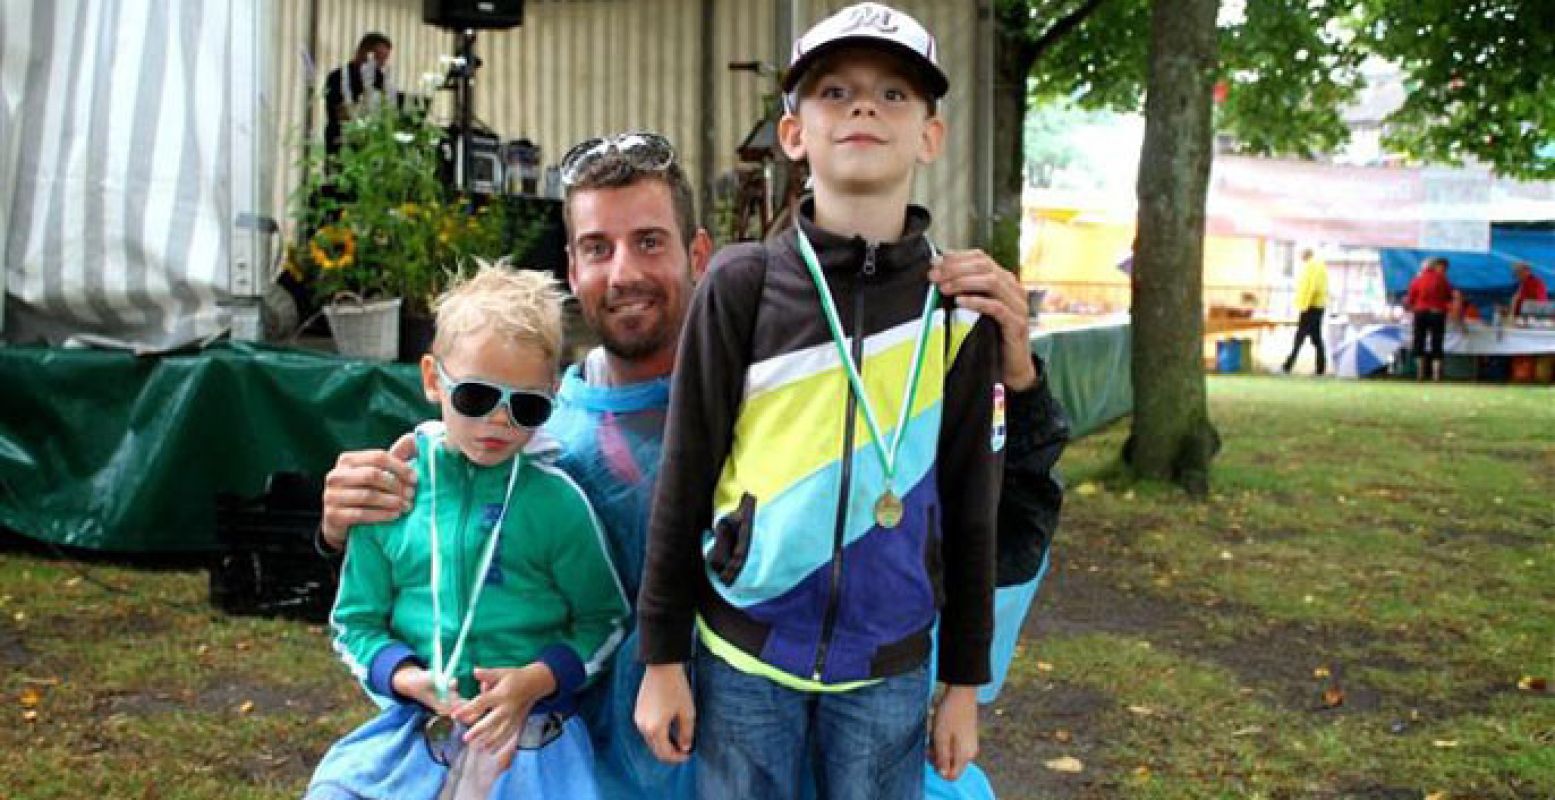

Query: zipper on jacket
left=812, top=242, right=876, bottom=681
left=450, top=460, right=476, bottom=671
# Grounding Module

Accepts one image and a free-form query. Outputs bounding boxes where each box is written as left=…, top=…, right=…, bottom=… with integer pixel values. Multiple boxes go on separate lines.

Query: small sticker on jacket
left=991, top=383, right=1007, bottom=452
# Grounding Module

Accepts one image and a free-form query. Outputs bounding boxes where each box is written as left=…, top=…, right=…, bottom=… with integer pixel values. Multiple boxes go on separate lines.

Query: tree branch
left=1031, top=0, right=1110, bottom=63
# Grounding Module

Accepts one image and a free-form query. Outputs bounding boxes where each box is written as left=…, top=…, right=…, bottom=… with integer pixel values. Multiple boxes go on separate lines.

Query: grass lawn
left=0, top=375, right=1550, bottom=798
left=979, top=376, right=1555, bottom=799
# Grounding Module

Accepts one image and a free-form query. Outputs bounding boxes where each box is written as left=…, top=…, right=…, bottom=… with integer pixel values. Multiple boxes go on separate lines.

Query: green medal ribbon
left=795, top=226, right=938, bottom=528
left=427, top=443, right=522, bottom=702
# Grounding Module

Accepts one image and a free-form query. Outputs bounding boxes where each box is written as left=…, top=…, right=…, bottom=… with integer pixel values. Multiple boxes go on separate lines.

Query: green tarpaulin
left=0, top=323, right=1131, bottom=553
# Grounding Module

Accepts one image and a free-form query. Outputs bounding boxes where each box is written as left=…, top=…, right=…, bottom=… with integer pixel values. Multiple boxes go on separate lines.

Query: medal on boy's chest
left=874, top=490, right=904, bottom=528
left=795, top=227, right=938, bottom=531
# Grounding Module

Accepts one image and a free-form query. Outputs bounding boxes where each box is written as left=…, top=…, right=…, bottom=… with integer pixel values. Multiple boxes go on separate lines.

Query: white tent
left=1, top=0, right=273, bottom=350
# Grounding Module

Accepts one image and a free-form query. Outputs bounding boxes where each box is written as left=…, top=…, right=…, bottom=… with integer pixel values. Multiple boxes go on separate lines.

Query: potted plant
left=290, top=100, right=512, bottom=361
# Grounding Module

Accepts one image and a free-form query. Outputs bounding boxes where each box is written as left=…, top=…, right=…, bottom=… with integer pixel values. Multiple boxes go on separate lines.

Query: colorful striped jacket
left=639, top=204, right=1003, bottom=688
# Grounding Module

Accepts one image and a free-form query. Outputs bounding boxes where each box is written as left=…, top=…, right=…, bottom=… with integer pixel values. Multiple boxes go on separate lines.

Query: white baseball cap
left=782, top=3, right=949, bottom=99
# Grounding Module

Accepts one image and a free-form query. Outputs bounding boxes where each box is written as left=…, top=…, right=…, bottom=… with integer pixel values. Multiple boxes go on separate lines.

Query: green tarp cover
left=1032, top=321, right=1132, bottom=438
left=1, top=342, right=432, bottom=552
left=0, top=323, right=1131, bottom=553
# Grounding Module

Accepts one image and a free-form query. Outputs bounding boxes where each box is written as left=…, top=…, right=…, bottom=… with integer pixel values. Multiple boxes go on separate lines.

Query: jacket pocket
left=707, top=492, right=757, bottom=586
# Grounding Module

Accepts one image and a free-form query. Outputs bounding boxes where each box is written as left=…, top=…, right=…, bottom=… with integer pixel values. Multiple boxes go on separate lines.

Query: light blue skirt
left=307, top=702, right=600, bottom=800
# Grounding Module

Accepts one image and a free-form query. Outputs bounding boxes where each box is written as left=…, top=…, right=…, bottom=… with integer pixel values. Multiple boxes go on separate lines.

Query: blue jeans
left=695, top=649, right=928, bottom=800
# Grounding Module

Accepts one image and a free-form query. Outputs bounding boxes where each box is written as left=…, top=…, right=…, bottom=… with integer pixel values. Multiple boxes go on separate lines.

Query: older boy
left=635, top=5, right=1000, bottom=797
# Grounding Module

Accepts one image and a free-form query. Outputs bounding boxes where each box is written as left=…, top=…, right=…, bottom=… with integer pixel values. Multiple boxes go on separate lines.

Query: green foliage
left=1359, top=0, right=1555, bottom=179
left=289, top=103, right=512, bottom=314
left=1009, top=0, right=1552, bottom=177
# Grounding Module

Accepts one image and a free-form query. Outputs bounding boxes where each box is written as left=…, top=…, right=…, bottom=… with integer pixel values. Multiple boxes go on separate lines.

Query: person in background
left=324, top=32, right=394, bottom=163
left=1405, top=257, right=1453, bottom=381
left=1509, top=261, right=1548, bottom=318
left=1282, top=248, right=1329, bottom=375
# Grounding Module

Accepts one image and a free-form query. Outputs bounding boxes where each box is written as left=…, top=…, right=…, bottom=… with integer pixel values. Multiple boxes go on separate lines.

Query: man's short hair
left=563, top=151, right=698, bottom=251
left=357, top=32, right=392, bottom=57
left=431, top=262, right=564, bottom=363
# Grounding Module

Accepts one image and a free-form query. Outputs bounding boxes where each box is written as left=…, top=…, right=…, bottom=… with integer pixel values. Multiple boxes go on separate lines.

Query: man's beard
left=586, top=293, right=678, bottom=361
left=598, top=316, right=672, bottom=360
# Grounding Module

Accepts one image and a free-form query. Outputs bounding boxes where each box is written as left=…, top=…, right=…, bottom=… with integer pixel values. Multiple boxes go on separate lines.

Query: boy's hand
left=929, top=250, right=1038, bottom=391
left=390, top=663, right=463, bottom=716
left=929, top=684, right=980, bottom=782
left=319, top=434, right=419, bottom=549
left=635, top=663, right=696, bottom=764
left=453, top=664, right=559, bottom=755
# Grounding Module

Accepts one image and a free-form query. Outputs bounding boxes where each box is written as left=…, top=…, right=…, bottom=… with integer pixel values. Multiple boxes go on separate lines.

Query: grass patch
left=983, top=376, right=1554, bottom=799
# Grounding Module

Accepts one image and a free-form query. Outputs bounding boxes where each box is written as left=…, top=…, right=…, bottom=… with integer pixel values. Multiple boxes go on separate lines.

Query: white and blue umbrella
left=1333, top=323, right=1405, bottom=378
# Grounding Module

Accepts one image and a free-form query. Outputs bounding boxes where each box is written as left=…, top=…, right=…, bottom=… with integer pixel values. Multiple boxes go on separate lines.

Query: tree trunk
left=1128, top=0, right=1221, bottom=495
left=992, top=24, right=1034, bottom=222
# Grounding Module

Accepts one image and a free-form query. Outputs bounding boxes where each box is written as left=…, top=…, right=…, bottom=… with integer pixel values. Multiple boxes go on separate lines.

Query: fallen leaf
left=18, top=687, right=40, bottom=709
left=1076, top=482, right=1099, bottom=497
left=239, top=700, right=256, bottom=715
left=1424, top=793, right=1447, bottom=800
left=1132, top=765, right=1151, bottom=778
left=235, top=641, right=252, bottom=652
left=22, top=709, right=37, bottom=723
left=1053, top=729, right=1073, bottom=743
left=12, top=611, right=25, bottom=622
left=1313, top=666, right=1331, bottom=679
left=1517, top=676, right=1548, bottom=693
left=1322, top=687, right=1345, bottom=708
left=1432, top=739, right=1458, bottom=748
left=1044, top=756, right=1084, bottom=773
left=1035, top=661, right=1055, bottom=673
left=1219, top=550, right=1234, bottom=561
left=1127, top=705, right=1156, bottom=717
left=65, top=577, right=81, bottom=588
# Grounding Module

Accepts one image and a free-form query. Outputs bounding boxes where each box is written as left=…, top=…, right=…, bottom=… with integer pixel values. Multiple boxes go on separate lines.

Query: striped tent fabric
left=1, top=0, right=240, bottom=350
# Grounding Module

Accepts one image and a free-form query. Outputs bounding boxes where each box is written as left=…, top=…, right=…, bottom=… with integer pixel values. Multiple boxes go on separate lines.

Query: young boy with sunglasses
left=308, top=266, right=629, bottom=800
left=636, top=4, right=1001, bottom=797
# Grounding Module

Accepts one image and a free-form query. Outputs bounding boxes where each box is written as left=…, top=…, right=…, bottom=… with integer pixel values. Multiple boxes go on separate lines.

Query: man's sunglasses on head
left=559, top=131, right=676, bottom=186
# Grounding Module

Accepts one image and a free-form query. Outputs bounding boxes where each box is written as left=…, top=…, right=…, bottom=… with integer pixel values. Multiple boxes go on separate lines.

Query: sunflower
left=309, top=225, right=357, bottom=271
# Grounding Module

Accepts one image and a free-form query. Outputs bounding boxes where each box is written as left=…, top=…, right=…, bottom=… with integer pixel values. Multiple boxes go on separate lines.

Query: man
left=1510, top=261, right=1548, bottom=318
left=324, top=33, right=394, bottom=162
left=320, top=131, right=1067, bottom=799
left=1282, top=248, right=1328, bottom=375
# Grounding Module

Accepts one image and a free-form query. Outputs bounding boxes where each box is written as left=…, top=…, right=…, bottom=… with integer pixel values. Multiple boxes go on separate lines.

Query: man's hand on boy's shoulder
left=929, top=249, right=1038, bottom=392
left=319, top=435, right=419, bottom=550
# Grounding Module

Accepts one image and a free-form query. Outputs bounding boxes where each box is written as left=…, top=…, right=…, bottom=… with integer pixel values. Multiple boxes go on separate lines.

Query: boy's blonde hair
left=431, top=261, right=565, bottom=362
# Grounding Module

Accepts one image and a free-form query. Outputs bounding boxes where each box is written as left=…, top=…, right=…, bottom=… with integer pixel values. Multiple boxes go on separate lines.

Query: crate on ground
left=210, top=472, right=337, bottom=623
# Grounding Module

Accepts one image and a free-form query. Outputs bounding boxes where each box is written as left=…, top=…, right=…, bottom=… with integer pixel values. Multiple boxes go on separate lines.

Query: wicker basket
left=324, top=295, right=401, bottom=361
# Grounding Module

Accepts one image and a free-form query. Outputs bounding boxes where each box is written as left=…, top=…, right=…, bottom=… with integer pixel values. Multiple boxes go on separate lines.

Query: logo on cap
left=840, top=5, right=900, bottom=34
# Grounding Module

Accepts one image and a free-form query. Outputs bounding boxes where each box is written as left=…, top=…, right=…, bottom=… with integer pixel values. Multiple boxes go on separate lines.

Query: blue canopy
left=1380, top=225, right=1555, bottom=311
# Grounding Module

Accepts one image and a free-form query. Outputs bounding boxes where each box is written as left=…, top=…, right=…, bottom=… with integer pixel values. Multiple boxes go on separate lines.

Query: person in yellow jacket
left=1282, top=248, right=1329, bottom=375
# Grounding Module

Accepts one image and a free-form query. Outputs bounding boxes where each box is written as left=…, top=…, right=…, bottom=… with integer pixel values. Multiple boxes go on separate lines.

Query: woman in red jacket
left=1405, top=257, right=1453, bottom=381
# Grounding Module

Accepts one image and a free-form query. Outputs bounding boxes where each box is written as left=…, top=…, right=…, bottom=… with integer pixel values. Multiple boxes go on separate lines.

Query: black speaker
left=424, top=0, right=523, bottom=30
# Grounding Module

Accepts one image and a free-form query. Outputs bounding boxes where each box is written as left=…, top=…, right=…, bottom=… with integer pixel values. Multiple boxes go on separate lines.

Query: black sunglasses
left=435, top=361, right=555, bottom=429
left=559, top=131, right=676, bottom=186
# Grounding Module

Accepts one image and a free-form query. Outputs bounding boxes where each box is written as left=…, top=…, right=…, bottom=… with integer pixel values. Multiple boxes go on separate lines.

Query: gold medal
left=874, top=491, right=904, bottom=528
